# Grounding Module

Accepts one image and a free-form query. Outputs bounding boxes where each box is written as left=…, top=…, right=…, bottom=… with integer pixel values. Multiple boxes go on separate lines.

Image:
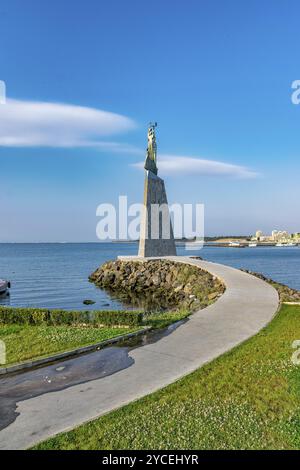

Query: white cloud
left=0, top=98, right=137, bottom=151
left=132, top=155, right=259, bottom=179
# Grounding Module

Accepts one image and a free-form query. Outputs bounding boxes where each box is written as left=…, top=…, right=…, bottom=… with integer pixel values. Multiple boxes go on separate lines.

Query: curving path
left=0, top=257, right=279, bottom=450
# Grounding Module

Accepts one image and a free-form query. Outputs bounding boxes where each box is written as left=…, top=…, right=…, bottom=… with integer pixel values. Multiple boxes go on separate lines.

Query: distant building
left=271, top=230, right=278, bottom=240
left=292, top=233, right=300, bottom=241
left=271, top=230, right=290, bottom=241
left=255, top=230, right=263, bottom=241
left=253, top=229, right=295, bottom=243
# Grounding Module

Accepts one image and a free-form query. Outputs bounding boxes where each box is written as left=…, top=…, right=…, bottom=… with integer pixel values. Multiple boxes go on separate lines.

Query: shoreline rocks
left=89, top=260, right=225, bottom=311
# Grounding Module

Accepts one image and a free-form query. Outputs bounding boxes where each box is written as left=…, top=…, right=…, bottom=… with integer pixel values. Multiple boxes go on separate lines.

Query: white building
left=255, top=230, right=263, bottom=240
left=271, top=230, right=290, bottom=241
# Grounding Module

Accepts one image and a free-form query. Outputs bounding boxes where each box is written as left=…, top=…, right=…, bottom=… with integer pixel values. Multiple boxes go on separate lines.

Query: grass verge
left=143, top=307, right=190, bottom=329
left=0, top=325, right=139, bottom=366
left=0, top=307, right=191, bottom=367
left=33, top=304, right=300, bottom=450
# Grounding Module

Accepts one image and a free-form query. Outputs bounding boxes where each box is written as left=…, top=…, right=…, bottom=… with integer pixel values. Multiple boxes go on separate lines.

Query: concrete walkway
left=0, top=257, right=279, bottom=450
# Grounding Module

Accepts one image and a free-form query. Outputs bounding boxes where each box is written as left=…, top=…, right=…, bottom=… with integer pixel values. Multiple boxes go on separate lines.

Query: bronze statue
left=144, top=122, right=158, bottom=175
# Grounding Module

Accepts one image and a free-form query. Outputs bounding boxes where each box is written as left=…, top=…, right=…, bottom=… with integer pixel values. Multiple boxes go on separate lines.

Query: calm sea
left=0, top=243, right=299, bottom=310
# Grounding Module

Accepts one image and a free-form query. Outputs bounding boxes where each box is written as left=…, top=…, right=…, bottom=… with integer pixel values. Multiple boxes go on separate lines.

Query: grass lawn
left=0, top=324, right=139, bottom=366
left=33, top=304, right=300, bottom=450
left=0, top=307, right=191, bottom=367
left=143, top=307, right=190, bottom=329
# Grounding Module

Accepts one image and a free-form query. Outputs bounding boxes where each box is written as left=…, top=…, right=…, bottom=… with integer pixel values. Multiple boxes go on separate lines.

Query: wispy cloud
left=0, top=98, right=138, bottom=152
left=132, top=155, right=259, bottom=179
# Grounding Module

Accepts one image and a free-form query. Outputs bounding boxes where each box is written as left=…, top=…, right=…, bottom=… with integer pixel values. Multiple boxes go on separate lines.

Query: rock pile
left=90, top=259, right=225, bottom=311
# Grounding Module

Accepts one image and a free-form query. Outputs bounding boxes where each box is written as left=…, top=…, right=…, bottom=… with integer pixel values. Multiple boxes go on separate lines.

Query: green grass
left=33, top=304, right=300, bottom=450
left=0, top=306, right=191, bottom=367
left=143, top=307, right=190, bottom=329
left=0, top=324, right=139, bottom=366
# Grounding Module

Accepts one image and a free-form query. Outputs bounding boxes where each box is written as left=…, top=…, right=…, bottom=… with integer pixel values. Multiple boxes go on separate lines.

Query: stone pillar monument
left=138, top=123, right=177, bottom=257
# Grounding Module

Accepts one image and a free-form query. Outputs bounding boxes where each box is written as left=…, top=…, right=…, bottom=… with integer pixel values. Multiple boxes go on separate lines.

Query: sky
left=0, top=0, right=299, bottom=242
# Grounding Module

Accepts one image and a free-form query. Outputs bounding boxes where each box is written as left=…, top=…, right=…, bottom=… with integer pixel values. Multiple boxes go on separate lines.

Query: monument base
left=138, top=171, right=177, bottom=258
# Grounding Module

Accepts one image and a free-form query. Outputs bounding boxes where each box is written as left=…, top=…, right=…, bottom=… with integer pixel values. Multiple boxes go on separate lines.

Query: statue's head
left=148, top=122, right=157, bottom=134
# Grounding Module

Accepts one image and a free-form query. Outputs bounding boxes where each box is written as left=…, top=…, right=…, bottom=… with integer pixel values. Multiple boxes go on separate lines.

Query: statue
left=144, top=122, right=158, bottom=175
left=139, top=122, right=177, bottom=257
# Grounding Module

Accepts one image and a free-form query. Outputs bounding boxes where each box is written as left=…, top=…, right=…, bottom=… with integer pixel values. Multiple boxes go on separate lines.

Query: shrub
left=0, top=306, right=143, bottom=327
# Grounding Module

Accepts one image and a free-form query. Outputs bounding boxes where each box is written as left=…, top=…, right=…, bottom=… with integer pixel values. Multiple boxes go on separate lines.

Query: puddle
left=0, top=319, right=187, bottom=431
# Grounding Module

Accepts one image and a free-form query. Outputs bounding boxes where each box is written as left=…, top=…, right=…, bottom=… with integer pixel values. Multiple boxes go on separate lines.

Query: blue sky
left=0, top=0, right=299, bottom=241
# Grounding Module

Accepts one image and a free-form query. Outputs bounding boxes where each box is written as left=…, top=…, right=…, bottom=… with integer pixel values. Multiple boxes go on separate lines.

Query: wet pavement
left=0, top=320, right=186, bottom=432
